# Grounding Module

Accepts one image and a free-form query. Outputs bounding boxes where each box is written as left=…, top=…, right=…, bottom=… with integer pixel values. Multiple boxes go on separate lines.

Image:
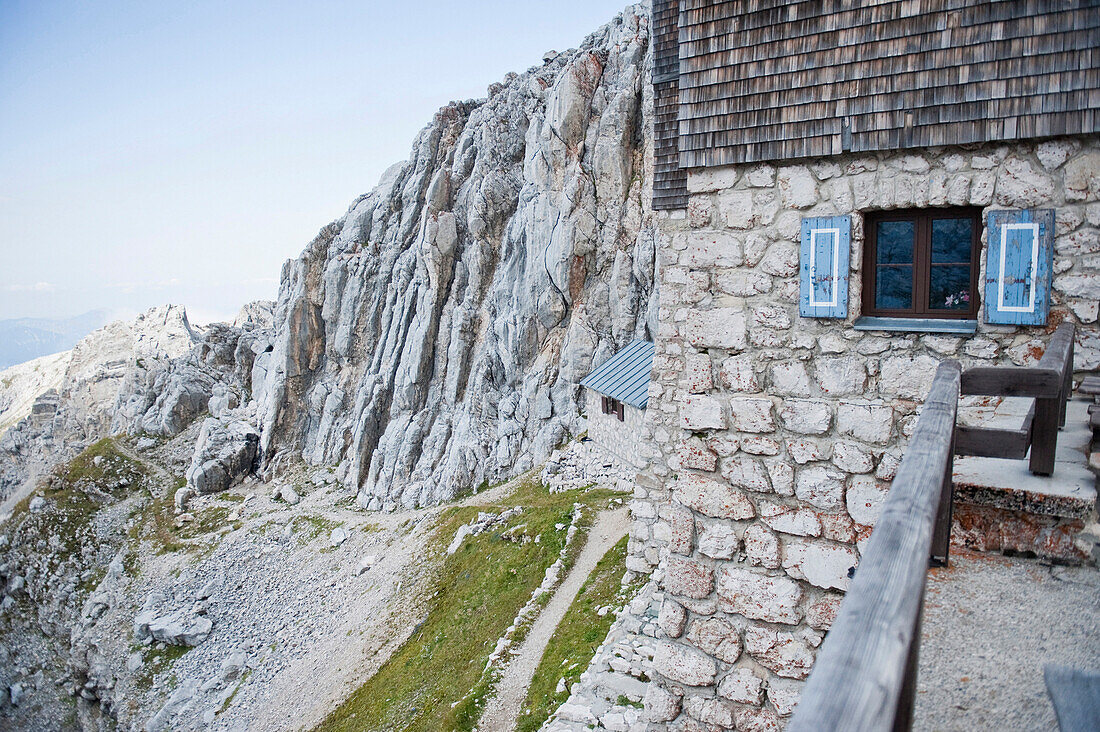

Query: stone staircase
left=952, top=393, right=1099, bottom=564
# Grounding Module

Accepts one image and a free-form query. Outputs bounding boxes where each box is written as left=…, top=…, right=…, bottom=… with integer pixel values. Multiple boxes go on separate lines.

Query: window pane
left=932, top=218, right=973, bottom=263
left=876, top=220, right=915, bottom=264
left=929, top=265, right=971, bottom=310
left=876, top=265, right=913, bottom=309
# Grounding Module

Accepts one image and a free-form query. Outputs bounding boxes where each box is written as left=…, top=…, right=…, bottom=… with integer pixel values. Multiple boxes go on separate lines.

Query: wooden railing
left=789, top=361, right=961, bottom=732
left=955, top=322, right=1075, bottom=475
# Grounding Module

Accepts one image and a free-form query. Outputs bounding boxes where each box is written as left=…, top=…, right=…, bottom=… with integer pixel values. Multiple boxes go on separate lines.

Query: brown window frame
left=601, top=396, right=625, bottom=421
left=862, top=207, right=981, bottom=320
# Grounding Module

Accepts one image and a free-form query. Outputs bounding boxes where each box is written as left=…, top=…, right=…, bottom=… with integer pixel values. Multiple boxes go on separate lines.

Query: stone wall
left=585, top=389, right=648, bottom=471
left=637, top=136, right=1100, bottom=729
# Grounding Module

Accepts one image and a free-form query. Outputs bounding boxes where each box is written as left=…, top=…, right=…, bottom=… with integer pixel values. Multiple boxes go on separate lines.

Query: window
left=862, top=208, right=980, bottom=319
left=601, top=396, right=625, bottom=421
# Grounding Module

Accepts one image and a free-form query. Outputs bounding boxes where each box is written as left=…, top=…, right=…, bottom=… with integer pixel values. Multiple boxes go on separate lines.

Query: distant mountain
left=0, top=310, right=112, bottom=369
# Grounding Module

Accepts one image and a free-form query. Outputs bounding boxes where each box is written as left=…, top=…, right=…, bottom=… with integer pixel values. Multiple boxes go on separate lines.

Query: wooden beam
left=960, top=366, right=1062, bottom=397
left=955, top=422, right=1031, bottom=459
left=789, top=361, right=961, bottom=732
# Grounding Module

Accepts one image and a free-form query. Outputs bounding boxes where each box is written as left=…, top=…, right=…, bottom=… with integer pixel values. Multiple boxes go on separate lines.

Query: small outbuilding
left=580, top=339, right=654, bottom=469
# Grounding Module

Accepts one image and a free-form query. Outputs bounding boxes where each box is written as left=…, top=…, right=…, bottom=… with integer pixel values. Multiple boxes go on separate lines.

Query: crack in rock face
left=257, top=4, right=658, bottom=510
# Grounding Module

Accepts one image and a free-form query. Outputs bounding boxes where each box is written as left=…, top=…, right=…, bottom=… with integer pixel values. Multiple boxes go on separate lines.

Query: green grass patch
left=6, top=438, right=151, bottom=591
left=290, top=514, right=342, bottom=546
left=133, top=643, right=191, bottom=691
left=314, top=477, right=619, bottom=732
left=176, top=505, right=233, bottom=540
left=515, top=535, right=642, bottom=732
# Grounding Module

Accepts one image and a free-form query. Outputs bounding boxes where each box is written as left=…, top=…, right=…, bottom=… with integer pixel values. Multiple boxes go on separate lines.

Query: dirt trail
left=477, top=506, right=630, bottom=732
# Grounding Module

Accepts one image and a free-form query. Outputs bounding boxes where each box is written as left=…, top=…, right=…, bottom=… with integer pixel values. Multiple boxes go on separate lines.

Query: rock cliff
left=258, top=4, right=657, bottom=509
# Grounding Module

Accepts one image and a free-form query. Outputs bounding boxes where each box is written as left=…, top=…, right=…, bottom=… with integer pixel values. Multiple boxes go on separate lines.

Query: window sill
left=852, top=316, right=978, bottom=335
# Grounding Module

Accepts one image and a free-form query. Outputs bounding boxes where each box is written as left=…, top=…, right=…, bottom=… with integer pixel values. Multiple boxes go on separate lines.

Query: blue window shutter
left=799, top=215, right=850, bottom=318
left=984, top=209, right=1055, bottom=325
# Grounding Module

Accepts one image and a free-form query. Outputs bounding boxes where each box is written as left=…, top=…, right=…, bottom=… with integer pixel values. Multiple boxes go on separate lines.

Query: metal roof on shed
left=580, top=339, right=654, bottom=410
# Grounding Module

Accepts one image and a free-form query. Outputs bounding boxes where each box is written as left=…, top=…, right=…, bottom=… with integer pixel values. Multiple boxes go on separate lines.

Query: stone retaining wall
left=635, top=136, right=1100, bottom=728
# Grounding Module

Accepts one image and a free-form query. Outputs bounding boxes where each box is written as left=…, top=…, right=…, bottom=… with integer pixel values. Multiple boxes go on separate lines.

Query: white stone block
left=846, top=475, right=889, bottom=526
left=744, top=626, right=815, bottom=679
left=994, top=156, right=1055, bottom=208
left=652, top=641, right=718, bottom=686
left=680, top=395, right=725, bottom=430
left=716, top=269, right=773, bottom=296
left=643, top=683, right=681, bottom=722
left=795, top=466, right=845, bottom=510
left=777, top=166, right=818, bottom=208
left=688, top=166, right=739, bottom=193
left=781, top=538, right=859, bottom=591
left=683, top=351, right=714, bottom=394
left=785, top=438, right=830, bottom=464
left=778, top=399, right=832, bottom=435
left=764, top=460, right=795, bottom=496
left=719, top=189, right=754, bottom=229
left=760, top=242, right=799, bottom=277
left=685, top=308, right=747, bottom=351
left=716, top=567, right=803, bottom=624
left=743, top=524, right=781, bottom=568
left=837, top=403, right=894, bottom=444
left=831, top=441, right=874, bottom=474
left=658, top=598, right=687, bottom=638
left=686, top=616, right=742, bottom=664
left=760, top=500, right=822, bottom=537
left=674, top=473, right=756, bottom=520
left=768, top=677, right=804, bottom=717
left=718, top=668, right=764, bottom=704
left=730, top=397, right=776, bottom=433
left=745, top=163, right=776, bottom=187
left=814, top=356, right=866, bottom=396
left=880, top=354, right=939, bottom=400
left=697, top=521, right=741, bottom=559
left=721, top=456, right=772, bottom=492
left=741, top=436, right=781, bottom=455
left=682, top=230, right=744, bottom=268
left=720, top=355, right=759, bottom=392
left=683, top=696, right=736, bottom=727
left=1037, top=139, right=1075, bottom=169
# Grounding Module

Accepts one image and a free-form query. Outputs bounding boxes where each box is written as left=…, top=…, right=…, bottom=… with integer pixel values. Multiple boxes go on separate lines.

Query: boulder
left=185, top=418, right=260, bottom=495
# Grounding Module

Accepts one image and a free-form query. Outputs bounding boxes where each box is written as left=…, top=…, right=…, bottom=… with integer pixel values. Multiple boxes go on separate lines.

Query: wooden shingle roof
left=669, top=0, right=1100, bottom=169
left=653, top=0, right=688, bottom=210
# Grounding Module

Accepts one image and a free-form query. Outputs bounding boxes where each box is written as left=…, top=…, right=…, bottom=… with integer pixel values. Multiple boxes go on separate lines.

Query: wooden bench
left=955, top=322, right=1075, bottom=476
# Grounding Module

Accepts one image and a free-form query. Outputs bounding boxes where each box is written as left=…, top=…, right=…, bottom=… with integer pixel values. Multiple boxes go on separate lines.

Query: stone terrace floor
left=914, top=550, right=1100, bottom=730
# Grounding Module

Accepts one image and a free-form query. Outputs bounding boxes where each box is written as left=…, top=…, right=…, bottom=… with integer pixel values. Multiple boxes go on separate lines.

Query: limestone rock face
left=258, top=6, right=657, bottom=509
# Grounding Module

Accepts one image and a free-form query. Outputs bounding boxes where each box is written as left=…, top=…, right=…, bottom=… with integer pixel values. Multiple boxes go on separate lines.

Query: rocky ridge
left=0, top=303, right=274, bottom=514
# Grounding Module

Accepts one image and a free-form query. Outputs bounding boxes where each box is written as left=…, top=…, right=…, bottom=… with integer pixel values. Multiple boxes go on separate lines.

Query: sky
left=0, top=0, right=631, bottom=325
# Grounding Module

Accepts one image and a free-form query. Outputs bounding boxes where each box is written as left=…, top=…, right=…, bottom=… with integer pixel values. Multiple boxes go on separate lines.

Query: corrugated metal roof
left=580, top=339, right=655, bottom=410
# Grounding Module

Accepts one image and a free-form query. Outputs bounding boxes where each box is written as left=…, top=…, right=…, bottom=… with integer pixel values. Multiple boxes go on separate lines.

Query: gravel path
left=915, top=549, right=1100, bottom=731
left=477, top=507, right=630, bottom=732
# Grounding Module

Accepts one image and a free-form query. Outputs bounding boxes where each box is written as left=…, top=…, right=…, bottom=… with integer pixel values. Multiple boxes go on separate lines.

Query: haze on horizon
left=0, top=0, right=630, bottom=326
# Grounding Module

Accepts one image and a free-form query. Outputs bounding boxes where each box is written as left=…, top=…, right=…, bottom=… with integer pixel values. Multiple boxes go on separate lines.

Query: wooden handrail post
left=930, top=427, right=956, bottom=567
left=1059, top=336, right=1073, bottom=429
left=1030, top=323, right=1075, bottom=475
